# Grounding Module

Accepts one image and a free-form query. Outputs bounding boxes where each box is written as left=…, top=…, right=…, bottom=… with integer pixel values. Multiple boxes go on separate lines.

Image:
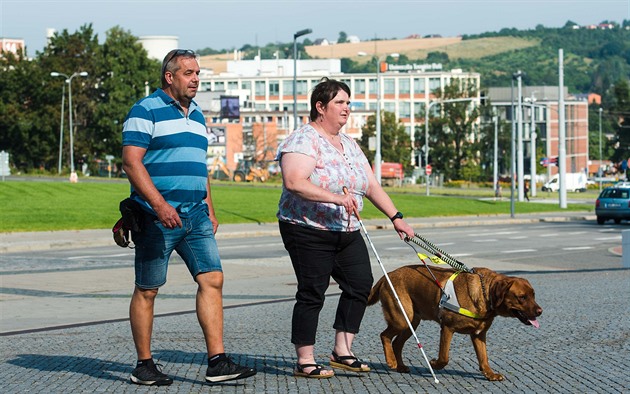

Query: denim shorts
left=133, top=204, right=222, bottom=289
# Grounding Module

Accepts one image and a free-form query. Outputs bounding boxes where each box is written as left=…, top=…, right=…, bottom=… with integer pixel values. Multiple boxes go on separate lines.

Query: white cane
left=343, top=187, right=439, bottom=384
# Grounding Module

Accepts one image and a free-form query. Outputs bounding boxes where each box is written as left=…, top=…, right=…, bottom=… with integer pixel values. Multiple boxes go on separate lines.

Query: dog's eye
left=519, top=295, right=527, bottom=302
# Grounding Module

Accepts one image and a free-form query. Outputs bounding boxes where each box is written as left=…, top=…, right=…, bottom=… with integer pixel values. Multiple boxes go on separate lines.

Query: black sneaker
left=130, top=359, right=173, bottom=386
left=205, top=356, right=257, bottom=383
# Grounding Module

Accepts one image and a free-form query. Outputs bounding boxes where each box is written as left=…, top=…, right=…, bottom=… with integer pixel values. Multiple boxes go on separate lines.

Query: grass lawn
left=0, top=181, right=593, bottom=233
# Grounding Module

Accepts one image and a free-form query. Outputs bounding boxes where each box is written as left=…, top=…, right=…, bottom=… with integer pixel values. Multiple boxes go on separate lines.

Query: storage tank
left=137, top=36, right=179, bottom=61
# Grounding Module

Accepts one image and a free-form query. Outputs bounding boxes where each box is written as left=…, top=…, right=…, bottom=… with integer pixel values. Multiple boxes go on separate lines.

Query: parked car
left=595, top=186, right=630, bottom=224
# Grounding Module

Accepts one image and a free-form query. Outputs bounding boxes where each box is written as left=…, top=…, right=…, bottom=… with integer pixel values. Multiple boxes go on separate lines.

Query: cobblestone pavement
left=1, top=268, right=628, bottom=393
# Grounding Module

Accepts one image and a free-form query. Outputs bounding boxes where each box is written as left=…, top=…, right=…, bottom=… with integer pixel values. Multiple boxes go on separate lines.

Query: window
left=214, top=81, right=225, bottom=91
left=355, top=79, right=366, bottom=95
left=429, top=77, right=441, bottom=93
left=384, top=102, right=396, bottom=113
left=413, top=78, right=425, bottom=94
left=227, top=81, right=238, bottom=90
left=255, top=81, right=266, bottom=96
left=269, top=80, right=279, bottom=96
left=399, top=78, right=410, bottom=94
left=399, top=102, right=410, bottom=117
left=414, top=102, right=425, bottom=117
left=384, top=78, right=395, bottom=95
left=241, top=80, right=251, bottom=91
left=368, top=78, right=377, bottom=95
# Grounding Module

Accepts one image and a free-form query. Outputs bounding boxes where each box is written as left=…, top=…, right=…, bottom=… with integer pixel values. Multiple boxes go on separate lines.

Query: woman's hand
left=393, top=218, right=414, bottom=240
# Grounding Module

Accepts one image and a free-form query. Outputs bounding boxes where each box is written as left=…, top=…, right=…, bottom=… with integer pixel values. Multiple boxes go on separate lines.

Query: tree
left=428, top=79, right=482, bottom=180
left=358, top=111, right=412, bottom=171
left=610, top=79, right=630, bottom=168
left=337, top=31, right=348, bottom=44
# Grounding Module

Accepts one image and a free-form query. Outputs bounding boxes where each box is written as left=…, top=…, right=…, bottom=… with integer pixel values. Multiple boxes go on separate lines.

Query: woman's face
left=319, top=89, right=351, bottom=130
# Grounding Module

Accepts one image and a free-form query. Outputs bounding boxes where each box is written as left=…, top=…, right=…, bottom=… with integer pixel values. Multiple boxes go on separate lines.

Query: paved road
left=1, top=213, right=628, bottom=393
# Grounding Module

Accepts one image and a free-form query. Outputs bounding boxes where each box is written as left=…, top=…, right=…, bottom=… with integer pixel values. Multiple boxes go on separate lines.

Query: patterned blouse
left=276, top=124, right=370, bottom=232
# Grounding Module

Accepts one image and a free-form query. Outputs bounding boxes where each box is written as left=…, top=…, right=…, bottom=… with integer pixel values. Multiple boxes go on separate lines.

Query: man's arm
left=205, top=179, right=219, bottom=234
left=122, top=145, right=182, bottom=229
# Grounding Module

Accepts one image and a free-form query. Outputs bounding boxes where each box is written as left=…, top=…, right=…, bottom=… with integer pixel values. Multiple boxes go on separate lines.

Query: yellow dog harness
left=439, top=272, right=481, bottom=319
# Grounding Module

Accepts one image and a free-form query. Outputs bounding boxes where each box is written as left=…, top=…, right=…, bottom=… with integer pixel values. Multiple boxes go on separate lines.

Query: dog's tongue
left=529, top=319, right=540, bottom=329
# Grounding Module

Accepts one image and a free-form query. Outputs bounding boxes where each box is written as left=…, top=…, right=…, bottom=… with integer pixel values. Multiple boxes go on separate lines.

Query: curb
left=0, top=214, right=595, bottom=254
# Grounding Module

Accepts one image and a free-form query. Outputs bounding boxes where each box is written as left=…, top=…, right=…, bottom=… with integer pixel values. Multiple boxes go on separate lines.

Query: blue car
left=595, top=187, right=630, bottom=224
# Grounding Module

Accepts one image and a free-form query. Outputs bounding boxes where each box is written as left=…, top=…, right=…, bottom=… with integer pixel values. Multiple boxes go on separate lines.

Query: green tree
left=337, top=31, right=348, bottom=44
left=610, top=79, right=630, bottom=168
left=428, top=79, right=482, bottom=180
left=358, top=111, right=412, bottom=171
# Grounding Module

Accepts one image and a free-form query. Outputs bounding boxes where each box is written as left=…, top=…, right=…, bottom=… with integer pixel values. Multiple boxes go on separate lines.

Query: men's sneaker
left=205, top=356, right=257, bottom=383
left=130, top=359, right=173, bottom=386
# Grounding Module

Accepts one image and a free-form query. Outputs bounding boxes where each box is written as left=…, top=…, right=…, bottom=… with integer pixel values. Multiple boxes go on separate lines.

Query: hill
left=304, top=36, right=539, bottom=63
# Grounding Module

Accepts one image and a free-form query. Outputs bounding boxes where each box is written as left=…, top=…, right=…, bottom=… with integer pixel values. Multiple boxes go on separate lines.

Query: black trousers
left=279, top=221, right=373, bottom=345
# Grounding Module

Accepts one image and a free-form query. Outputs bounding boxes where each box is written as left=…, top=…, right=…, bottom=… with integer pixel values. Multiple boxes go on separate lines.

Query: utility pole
left=516, top=71, right=524, bottom=202
left=558, top=49, right=567, bottom=209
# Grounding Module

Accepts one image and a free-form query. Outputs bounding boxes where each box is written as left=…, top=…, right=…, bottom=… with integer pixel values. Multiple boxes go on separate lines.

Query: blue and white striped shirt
left=122, top=89, right=208, bottom=216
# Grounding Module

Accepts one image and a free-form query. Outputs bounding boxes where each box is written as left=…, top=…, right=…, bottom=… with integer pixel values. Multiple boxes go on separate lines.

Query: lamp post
left=51, top=71, right=88, bottom=182
left=51, top=72, right=66, bottom=174
left=525, top=92, right=537, bottom=197
left=373, top=53, right=399, bottom=184
left=293, top=28, right=312, bottom=131
left=493, top=111, right=499, bottom=199
left=424, top=97, right=477, bottom=196
left=599, top=107, right=603, bottom=192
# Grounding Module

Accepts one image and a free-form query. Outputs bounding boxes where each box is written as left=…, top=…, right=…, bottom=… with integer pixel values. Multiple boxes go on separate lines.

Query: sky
left=1, top=0, right=629, bottom=55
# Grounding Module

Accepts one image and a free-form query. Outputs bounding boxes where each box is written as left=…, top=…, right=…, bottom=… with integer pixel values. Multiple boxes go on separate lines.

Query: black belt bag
left=112, top=198, right=143, bottom=248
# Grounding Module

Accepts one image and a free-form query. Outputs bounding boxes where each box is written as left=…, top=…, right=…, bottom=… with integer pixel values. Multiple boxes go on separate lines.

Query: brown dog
left=367, top=265, right=542, bottom=381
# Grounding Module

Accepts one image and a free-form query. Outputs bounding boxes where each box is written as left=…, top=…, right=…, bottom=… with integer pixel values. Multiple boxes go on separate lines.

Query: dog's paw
left=484, top=372, right=504, bottom=381
left=396, top=365, right=410, bottom=373
left=430, top=359, right=447, bottom=370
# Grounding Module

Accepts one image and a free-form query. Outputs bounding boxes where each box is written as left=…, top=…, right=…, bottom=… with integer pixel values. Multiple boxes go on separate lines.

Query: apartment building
left=487, top=86, right=589, bottom=180
left=198, top=57, right=481, bottom=171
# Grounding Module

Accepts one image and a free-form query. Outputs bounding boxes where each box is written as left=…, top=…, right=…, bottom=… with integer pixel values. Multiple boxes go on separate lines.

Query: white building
left=199, top=58, right=481, bottom=149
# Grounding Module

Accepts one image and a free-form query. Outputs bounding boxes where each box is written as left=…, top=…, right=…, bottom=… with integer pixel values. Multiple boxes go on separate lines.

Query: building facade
left=487, top=86, right=589, bottom=181
left=198, top=58, right=481, bottom=172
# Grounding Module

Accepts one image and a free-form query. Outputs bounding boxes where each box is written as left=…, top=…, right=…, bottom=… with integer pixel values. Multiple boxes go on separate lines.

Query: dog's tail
left=367, top=276, right=386, bottom=306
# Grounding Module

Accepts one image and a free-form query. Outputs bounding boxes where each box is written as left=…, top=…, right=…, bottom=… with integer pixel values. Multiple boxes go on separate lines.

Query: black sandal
left=330, top=351, right=371, bottom=372
left=294, top=363, right=334, bottom=378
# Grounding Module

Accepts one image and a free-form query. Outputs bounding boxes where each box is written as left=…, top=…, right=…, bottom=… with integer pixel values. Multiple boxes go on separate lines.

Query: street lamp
left=372, top=53, right=398, bottom=184
left=424, top=97, right=478, bottom=196
left=599, top=107, right=603, bottom=192
left=51, top=71, right=88, bottom=182
left=51, top=73, right=66, bottom=174
left=293, top=28, right=312, bottom=131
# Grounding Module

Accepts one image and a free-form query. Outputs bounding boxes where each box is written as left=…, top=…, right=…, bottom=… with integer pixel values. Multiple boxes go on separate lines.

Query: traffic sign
left=425, top=164, right=432, bottom=175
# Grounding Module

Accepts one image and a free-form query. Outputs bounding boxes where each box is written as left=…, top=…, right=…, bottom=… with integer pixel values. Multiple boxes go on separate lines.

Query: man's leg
left=195, top=271, right=225, bottom=356
left=130, top=286, right=158, bottom=360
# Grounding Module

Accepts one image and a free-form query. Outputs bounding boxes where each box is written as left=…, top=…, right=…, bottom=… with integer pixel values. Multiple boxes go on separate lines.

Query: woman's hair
left=309, top=77, right=351, bottom=121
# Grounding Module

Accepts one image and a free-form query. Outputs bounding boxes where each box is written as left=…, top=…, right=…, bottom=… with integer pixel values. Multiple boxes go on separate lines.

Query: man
left=122, top=49, right=256, bottom=386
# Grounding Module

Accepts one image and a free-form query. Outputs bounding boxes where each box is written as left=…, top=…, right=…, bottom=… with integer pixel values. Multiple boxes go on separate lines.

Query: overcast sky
left=2, top=0, right=628, bottom=55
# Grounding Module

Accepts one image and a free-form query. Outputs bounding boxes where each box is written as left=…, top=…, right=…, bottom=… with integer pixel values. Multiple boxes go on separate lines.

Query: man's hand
left=154, top=202, right=182, bottom=229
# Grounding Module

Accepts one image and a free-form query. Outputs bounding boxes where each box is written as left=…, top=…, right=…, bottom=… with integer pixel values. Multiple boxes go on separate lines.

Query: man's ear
left=164, top=71, right=173, bottom=84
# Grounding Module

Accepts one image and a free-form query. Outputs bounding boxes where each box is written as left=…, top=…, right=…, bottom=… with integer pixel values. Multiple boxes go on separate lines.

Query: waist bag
left=112, top=198, right=143, bottom=248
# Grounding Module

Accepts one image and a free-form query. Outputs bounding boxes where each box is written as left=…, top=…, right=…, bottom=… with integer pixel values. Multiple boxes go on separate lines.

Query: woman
left=276, top=77, right=414, bottom=378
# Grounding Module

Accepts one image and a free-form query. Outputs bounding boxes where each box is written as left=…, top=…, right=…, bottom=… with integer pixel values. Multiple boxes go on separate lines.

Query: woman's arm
left=280, top=152, right=357, bottom=215
left=363, top=162, right=414, bottom=239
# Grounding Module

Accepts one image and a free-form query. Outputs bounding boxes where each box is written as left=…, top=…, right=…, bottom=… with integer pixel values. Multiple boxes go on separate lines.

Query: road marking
left=500, top=249, right=537, bottom=254
left=568, top=232, right=587, bottom=235
left=450, top=253, right=472, bottom=258
left=437, top=242, right=454, bottom=246
left=468, top=231, right=517, bottom=236
left=220, top=242, right=285, bottom=249
left=595, top=236, right=621, bottom=241
left=508, top=236, right=527, bottom=239
left=473, top=239, right=498, bottom=242
left=538, top=233, right=559, bottom=237
left=562, top=246, right=593, bottom=250
left=68, top=253, right=133, bottom=260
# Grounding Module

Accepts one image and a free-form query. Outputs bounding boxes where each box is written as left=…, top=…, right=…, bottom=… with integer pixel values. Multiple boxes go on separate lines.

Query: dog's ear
left=491, top=278, right=514, bottom=309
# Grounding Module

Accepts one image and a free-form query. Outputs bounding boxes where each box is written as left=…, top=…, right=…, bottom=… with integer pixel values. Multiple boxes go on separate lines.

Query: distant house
left=312, top=38, right=330, bottom=46
left=347, top=35, right=360, bottom=43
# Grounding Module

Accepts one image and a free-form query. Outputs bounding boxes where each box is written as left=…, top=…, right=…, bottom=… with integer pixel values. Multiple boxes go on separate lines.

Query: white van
left=542, top=173, right=587, bottom=193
